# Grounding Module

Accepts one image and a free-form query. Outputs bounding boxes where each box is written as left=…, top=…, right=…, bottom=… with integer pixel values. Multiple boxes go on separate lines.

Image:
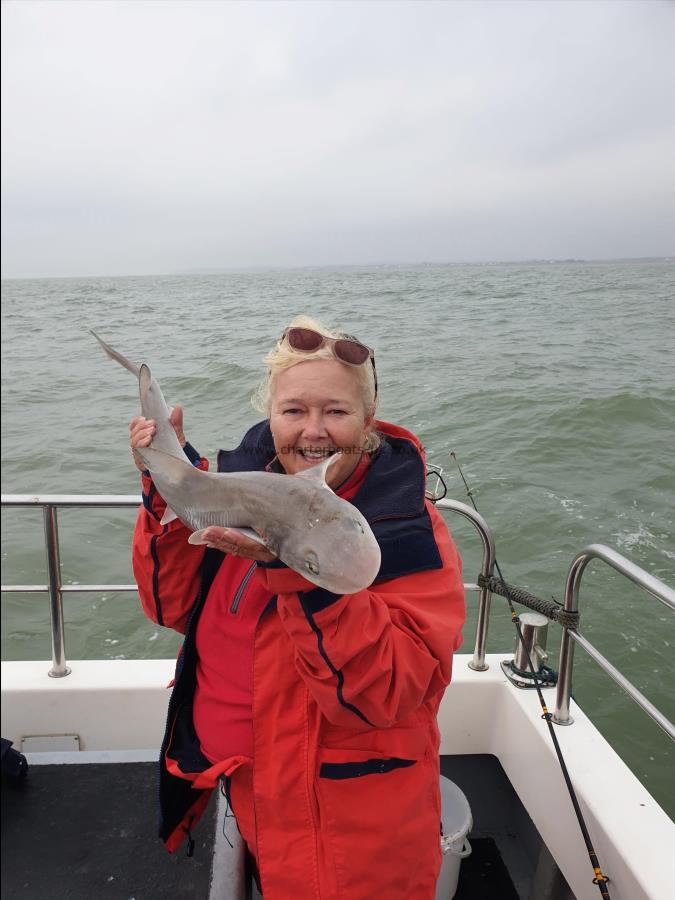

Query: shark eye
left=352, top=519, right=365, bottom=534
left=304, top=551, right=320, bottom=575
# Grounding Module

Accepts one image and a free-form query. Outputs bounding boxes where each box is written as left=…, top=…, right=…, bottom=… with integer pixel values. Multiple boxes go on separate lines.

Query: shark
left=92, top=332, right=382, bottom=594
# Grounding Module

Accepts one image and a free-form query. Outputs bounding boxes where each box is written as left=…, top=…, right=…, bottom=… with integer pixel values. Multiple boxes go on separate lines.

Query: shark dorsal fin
left=294, top=452, right=342, bottom=487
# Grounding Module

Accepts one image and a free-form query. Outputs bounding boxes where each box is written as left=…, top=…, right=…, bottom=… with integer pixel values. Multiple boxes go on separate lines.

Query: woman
left=130, top=316, right=465, bottom=899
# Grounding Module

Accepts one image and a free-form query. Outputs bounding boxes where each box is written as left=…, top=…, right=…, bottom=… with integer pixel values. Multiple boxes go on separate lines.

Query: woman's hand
left=200, top=527, right=277, bottom=563
left=129, top=405, right=185, bottom=472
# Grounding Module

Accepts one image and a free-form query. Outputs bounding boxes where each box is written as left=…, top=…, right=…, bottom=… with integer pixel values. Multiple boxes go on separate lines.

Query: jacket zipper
left=230, top=562, right=258, bottom=614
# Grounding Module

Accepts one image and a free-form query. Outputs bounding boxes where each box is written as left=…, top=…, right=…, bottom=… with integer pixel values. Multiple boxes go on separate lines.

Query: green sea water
left=1, top=260, right=674, bottom=815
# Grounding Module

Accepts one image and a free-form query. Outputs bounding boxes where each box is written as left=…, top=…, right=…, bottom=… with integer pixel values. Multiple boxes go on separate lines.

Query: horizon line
left=1, top=254, right=673, bottom=282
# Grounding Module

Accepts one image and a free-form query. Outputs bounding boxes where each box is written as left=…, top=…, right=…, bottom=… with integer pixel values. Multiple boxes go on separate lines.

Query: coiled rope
left=477, top=574, right=580, bottom=629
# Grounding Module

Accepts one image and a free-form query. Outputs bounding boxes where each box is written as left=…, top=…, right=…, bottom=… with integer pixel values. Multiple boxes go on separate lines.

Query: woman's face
left=269, top=359, right=372, bottom=489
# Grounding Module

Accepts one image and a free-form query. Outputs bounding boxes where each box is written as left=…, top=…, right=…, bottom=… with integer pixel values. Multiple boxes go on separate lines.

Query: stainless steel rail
left=2, top=493, right=497, bottom=678
left=435, top=499, right=496, bottom=671
left=553, top=543, right=675, bottom=740
left=1, top=494, right=141, bottom=677
left=4, top=492, right=673, bottom=744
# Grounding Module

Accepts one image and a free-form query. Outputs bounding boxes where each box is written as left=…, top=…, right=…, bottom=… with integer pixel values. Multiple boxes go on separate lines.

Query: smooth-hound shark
left=92, top=332, right=381, bottom=594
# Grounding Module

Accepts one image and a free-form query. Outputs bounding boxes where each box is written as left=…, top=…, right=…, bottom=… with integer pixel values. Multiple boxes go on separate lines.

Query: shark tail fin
left=90, top=330, right=140, bottom=377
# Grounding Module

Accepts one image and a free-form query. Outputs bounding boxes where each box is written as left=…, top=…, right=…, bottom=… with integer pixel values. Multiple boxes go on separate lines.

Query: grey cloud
left=2, top=0, right=674, bottom=277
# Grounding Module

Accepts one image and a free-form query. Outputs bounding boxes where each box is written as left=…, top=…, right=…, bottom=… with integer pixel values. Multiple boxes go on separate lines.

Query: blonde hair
left=252, top=315, right=380, bottom=451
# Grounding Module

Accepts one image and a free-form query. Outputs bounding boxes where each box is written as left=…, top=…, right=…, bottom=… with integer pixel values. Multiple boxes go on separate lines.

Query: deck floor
left=1, top=761, right=217, bottom=899
left=2, top=756, right=527, bottom=899
left=455, top=838, right=519, bottom=899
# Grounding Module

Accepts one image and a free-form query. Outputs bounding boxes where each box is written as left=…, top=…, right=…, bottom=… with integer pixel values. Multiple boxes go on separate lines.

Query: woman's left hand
left=200, top=527, right=277, bottom=563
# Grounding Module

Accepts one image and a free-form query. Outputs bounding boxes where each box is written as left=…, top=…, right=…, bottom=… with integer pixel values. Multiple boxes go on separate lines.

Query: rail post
left=554, top=543, right=675, bottom=728
left=43, top=504, right=71, bottom=677
left=435, top=499, right=495, bottom=671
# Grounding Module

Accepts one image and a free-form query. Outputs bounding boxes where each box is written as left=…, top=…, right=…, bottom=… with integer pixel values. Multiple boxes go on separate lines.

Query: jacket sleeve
left=256, top=502, right=465, bottom=729
left=132, top=455, right=208, bottom=634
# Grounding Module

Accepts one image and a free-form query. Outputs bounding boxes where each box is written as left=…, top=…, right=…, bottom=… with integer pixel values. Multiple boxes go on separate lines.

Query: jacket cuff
left=183, top=442, right=201, bottom=465
left=299, top=587, right=343, bottom=614
left=141, top=474, right=164, bottom=521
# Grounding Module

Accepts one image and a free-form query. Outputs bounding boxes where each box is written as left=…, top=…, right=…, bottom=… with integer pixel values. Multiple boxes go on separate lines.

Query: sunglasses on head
left=281, top=327, right=378, bottom=398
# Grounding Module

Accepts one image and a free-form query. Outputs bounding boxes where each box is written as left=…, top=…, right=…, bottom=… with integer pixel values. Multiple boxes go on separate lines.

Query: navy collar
left=217, top=421, right=276, bottom=473
left=217, top=420, right=426, bottom=523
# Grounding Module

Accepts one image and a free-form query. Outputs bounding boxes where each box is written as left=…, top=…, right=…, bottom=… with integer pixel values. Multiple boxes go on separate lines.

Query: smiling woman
left=127, top=315, right=465, bottom=899
left=270, top=358, right=372, bottom=486
left=259, top=318, right=378, bottom=488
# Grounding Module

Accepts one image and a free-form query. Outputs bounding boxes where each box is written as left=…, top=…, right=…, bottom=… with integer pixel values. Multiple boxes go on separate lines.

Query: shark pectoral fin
left=159, top=506, right=179, bottom=526
left=294, top=452, right=342, bottom=487
left=230, top=527, right=267, bottom=545
left=187, top=527, right=267, bottom=547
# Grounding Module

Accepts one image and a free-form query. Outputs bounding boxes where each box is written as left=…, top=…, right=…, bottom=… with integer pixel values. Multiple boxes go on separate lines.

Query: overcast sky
left=2, top=0, right=674, bottom=278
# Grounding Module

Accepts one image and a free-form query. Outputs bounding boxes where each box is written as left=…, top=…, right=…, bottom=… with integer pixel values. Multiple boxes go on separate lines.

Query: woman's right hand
left=129, top=416, right=156, bottom=472
left=129, top=405, right=185, bottom=473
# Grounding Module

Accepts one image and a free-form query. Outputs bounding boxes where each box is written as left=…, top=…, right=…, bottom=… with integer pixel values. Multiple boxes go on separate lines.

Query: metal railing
left=436, top=505, right=675, bottom=740
left=435, top=499, right=495, bottom=671
left=1, top=493, right=496, bottom=678
left=1, top=495, right=141, bottom=677
left=2, top=492, right=674, bottom=743
left=553, top=544, right=675, bottom=740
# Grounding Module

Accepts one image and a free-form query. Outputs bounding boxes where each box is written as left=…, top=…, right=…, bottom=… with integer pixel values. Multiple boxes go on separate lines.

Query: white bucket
left=435, top=776, right=472, bottom=900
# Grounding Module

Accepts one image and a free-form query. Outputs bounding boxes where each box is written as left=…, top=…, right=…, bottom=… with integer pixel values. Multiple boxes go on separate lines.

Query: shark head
left=272, top=455, right=382, bottom=593
left=282, top=503, right=382, bottom=594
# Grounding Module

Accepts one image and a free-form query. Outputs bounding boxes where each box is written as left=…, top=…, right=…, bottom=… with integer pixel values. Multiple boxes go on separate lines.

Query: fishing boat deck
left=2, top=754, right=542, bottom=900
left=1, top=760, right=217, bottom=900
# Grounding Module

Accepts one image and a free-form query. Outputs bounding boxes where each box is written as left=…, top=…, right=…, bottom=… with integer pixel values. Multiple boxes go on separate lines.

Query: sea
left=1, top=259, right=674, bottom=816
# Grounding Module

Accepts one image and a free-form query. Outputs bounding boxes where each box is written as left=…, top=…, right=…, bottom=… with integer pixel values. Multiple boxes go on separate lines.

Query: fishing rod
left=450, top=452, right=611, bottom=900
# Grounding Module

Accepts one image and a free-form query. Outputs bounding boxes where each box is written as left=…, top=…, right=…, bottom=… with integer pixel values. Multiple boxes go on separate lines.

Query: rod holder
left=514, top=612, right=549, bottom=673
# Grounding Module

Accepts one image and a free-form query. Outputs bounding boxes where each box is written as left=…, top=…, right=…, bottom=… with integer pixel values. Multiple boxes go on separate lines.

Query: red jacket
left=132, top=420, right=465, bottom=899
